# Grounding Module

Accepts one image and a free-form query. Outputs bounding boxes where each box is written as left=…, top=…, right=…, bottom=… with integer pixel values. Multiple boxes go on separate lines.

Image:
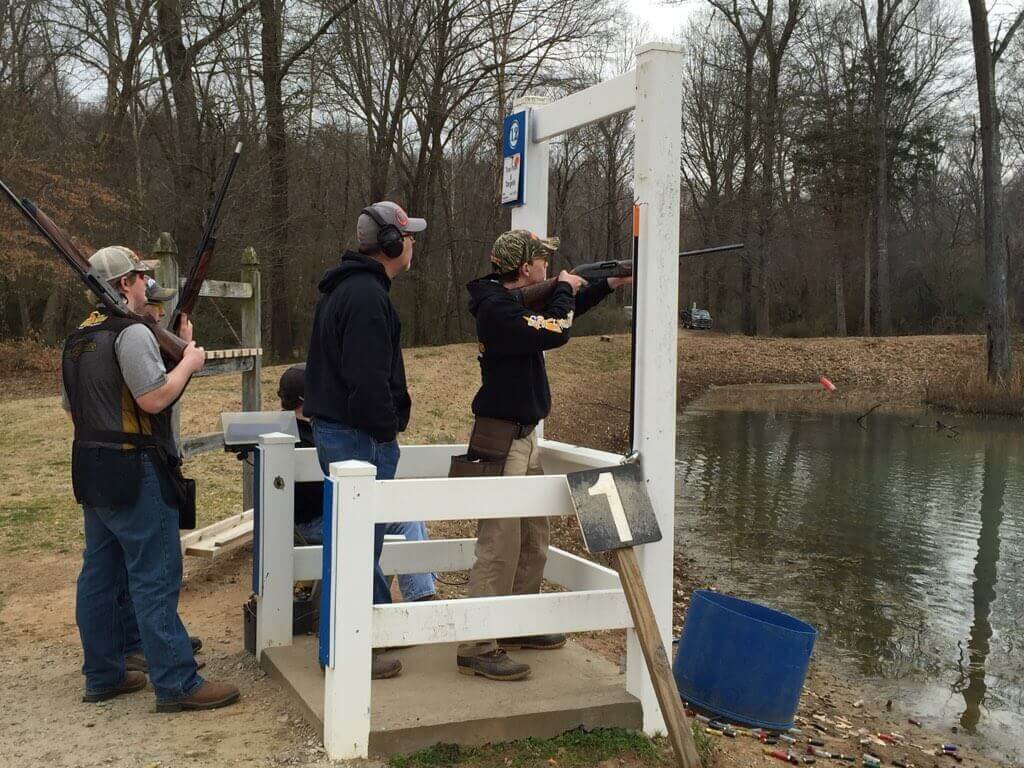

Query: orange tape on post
left=632, top=204, right=640, bottom=238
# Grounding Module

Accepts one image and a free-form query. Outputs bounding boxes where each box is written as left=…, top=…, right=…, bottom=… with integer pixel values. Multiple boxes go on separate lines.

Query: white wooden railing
left=252, top=432, right=637, bottom=760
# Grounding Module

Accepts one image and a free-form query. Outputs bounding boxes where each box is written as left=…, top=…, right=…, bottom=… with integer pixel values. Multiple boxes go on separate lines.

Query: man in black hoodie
left=456, top=230, right=631, bottom=681
left=304, top=201, right=426, bottom=679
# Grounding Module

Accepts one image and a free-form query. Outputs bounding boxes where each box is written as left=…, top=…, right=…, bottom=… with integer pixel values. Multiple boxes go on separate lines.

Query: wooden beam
left=180, top=509, right=253, bottom=556
left=530, top=72, right=636, bottom=142
left=614, top=547, right=700, bottom=768
left=194, top=356, right=255, bottom=378
left=181, top=431, right=224, bottom=458
left=370, top=474, right=575, bottom=523
left=205, top=347, right=262, bottom=359
left=181, top=277, right=253, bottom=299
left=371, top=590, right=632, bottom=647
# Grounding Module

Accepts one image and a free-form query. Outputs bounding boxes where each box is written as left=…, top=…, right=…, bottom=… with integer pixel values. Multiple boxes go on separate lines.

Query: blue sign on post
left=501, top=110, right=527, bottom=207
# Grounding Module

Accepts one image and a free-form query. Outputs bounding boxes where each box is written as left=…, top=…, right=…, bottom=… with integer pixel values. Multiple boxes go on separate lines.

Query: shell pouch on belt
left=72, top=444, right=143, bottom=508
left=71, top=436, right=196, bottom=529
left=161, top=449, right=197, bottom=530
left=448, top=417, right=518, bottom=478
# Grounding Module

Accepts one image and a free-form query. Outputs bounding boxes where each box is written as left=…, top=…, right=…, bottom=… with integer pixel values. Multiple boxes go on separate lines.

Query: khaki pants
left=457, top=430, right=547, bottom=657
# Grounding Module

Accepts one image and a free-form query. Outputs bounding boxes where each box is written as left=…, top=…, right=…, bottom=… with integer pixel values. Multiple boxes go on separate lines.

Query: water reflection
left=957, top=441, right=1006, bottom=733
left=675, top=411, right=1023, bottom=761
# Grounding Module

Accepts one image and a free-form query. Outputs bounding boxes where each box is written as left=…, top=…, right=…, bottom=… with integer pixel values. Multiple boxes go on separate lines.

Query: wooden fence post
left=153, top=233, right=181, bottom=446
left=152, top=232, right=179, bottom=328
left=241, top=246, right=262, bottom=511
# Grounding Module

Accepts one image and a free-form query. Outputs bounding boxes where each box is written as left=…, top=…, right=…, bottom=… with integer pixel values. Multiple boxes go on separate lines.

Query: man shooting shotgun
left=517, top=242, right=744, bottom=310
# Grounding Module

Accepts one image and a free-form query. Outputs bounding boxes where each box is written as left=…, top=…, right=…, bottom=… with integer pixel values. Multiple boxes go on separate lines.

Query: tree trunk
left=261, top=0, right=294, bottom=360
left=967, top=0, right=1012, bottom=381
left=873, top=0, right=893, bottom=335
left=41, top=279, right=70, bottom=344
left=862, top=206, right=873, bottom=336
left=833, top=218, right=847, bottom=336
left=739, top=54, right=757, bottom=336
left=16, top=288, right=31, bottom=338
left=155, top=0, right=203, bottom=247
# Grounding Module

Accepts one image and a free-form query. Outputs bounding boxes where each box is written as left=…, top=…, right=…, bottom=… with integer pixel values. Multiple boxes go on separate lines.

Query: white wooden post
left=627, top=42, right=684, bottom=736
left=512, top=94, right=551, bottom=440
left=255, top=432, right=297, bottom=660
left=323, top=460, right=376, bottom=760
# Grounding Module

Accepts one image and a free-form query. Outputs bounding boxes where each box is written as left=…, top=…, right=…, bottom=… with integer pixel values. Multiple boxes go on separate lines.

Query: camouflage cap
left=490, top=229, right=560, bottom=273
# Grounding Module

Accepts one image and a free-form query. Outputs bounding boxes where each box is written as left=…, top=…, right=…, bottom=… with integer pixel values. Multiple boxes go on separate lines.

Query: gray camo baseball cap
left=357, top=201, right=427, bottom=247
left=89, top=246, right=151, bottom=281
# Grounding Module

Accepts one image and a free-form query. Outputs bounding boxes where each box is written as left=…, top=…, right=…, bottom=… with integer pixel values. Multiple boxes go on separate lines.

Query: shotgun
left=0, top=178, right=188, bottom=364
left=169, top=142, right=243, bottom=334
left=516, top=243, right=744, bottom=310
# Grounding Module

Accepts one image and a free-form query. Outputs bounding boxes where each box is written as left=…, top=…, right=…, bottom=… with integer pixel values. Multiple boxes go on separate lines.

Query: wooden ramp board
left=180, top=509, right=253, bottom=558
left=263, top=637, right=642, bottom=757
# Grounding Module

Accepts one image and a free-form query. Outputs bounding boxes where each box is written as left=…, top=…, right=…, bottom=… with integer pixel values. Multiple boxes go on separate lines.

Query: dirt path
left=1, top=331, right=1017, bottom=767
left=0, top=550, right=330, bottom=768
left=1, top=531, right=1006, bottom=768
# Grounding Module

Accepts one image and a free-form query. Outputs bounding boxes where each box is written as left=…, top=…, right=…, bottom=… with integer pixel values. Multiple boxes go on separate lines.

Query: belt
left=512, top=422, right=536, bottom=439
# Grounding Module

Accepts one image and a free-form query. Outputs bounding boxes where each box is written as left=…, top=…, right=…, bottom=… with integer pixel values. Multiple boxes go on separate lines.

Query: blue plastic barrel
left=672, top=590, right=816, bottom=730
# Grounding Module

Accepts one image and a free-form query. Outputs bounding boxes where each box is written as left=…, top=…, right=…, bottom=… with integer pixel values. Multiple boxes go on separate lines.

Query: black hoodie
left=304, top=252, right=411, bottom=443
left=467, top=275, right=612, bottom=425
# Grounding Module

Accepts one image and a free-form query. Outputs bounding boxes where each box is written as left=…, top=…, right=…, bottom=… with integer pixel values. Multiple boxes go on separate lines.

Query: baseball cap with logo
left=490, top=229, right=560, bottom=273
left=89, top=246, right=152, bottom=281
left=356, top=201, right=427, bottom=248
left=145, top=276, right=177, bottom=305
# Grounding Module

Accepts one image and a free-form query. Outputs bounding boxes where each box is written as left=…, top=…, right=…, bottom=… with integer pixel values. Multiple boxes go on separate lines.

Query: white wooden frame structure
left=253, top=42, right=683, bottom=760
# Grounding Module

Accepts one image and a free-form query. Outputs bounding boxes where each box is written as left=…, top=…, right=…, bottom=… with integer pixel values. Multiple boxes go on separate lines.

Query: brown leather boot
left=156, top=680, right=240, bottom=712
left=373, top=650, right=402, bottom=679
left=82, top=671, right=148, bottom=702
left=457, top=649, right=530, bottom=681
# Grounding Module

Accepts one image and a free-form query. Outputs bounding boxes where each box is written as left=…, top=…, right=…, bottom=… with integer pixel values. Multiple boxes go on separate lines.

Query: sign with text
left=501, top=110, right=527, bottom=206
left=567, top=462, right=662, bottom=554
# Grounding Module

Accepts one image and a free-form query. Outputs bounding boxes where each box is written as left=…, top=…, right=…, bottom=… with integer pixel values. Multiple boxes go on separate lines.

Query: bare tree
left=967, top=0, right=1023, bottom=380
left=260, top=0, right=348, bottom=358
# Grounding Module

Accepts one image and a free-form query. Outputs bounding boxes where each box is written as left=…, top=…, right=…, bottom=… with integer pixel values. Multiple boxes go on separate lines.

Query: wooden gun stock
left=517, top=259, right=632, bottom=310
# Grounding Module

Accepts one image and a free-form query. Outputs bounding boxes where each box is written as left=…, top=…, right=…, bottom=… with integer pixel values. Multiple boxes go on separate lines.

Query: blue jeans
left=295, top=517, right=436, bottom=601
left=383, top=521, right=435, bottom=601
left=312, top=420, right=399, bottom=605
left=77, top=455, right=202, bottom=702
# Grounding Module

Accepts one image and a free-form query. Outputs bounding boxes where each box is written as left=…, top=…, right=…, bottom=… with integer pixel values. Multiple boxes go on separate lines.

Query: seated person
left=278, top=365, right=436, bottom=601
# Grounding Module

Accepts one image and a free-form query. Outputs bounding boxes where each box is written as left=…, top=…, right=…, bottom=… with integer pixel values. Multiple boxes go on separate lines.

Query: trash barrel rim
left=691, top=589, right=816, bottom=637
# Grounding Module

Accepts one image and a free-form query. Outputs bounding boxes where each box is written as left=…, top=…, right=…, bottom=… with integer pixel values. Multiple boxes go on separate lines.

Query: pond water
left=675, top=409, right=1024, bottom=763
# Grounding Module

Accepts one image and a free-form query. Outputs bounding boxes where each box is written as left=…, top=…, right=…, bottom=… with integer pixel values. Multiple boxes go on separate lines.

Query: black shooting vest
left=62, top=311, right=177, bottom=508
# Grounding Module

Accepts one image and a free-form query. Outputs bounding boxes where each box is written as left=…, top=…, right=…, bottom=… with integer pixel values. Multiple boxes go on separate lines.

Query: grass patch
left=387, top=728, right=708, bottom=768
left=925, top=367, right=1024, bottom=416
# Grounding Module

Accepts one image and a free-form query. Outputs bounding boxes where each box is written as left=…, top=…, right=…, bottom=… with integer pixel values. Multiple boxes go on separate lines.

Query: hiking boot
left=373, top=651, right=402, bottom=679
left=156, top=680, right=240, bottom=712
left=499, top=634, right=566, bottom=650
left=126, top=653, right=205, bottom=673
left=457, top=649, right=530, bottom=681
left=82, top=671, right=148, bottom=703
left=189, top=636, right=203, bottom=654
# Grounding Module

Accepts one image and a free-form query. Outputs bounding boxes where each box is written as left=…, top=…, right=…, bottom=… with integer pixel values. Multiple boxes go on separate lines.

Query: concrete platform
left=262, top=636, right=642, bottom=756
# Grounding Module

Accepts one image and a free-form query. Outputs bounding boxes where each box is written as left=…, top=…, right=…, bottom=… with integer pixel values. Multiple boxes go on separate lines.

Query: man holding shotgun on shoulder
left=60, top=246, right=240, bottom=711
left=454, top=230, right=631, bottom=682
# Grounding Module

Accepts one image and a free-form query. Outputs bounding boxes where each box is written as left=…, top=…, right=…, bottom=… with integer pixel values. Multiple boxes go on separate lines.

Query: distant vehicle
left=681, top=307, right=712, bottom=330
